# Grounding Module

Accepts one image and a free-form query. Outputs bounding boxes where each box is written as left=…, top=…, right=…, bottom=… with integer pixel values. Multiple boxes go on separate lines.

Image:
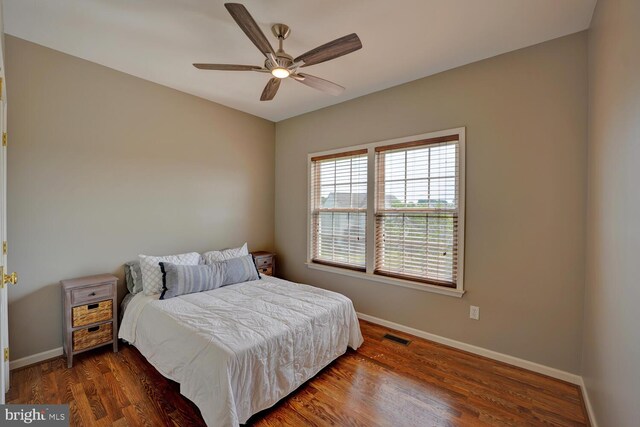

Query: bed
left=118, top=274, right=363, bottom=427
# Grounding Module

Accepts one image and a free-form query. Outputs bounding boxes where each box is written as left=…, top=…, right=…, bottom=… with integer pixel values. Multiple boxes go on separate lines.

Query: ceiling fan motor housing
left=266, top=52, right=293, bottom=70
left=266, top=24, right=294, bottom=70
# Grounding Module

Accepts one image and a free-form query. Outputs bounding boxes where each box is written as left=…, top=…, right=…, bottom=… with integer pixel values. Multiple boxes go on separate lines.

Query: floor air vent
left=383, top=333, right=411, bottom=346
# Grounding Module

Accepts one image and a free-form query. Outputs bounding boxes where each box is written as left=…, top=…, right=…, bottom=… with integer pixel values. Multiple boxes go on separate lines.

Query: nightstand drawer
left=71, top=283, right=112, bottom=305
left=72, top=300, right=113, bottom=328
left=73, top=322, right=113, bottom=351
left=259, top=266, right=273, bottom=276
left=255, top=257, right=272, bottom=268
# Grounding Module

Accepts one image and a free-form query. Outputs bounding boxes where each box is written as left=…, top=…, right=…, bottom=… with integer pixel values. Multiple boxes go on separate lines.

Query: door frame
left=0, top=83, right=8, bottom=402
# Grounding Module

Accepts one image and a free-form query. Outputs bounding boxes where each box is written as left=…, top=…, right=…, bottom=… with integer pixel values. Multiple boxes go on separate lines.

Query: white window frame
left=307, top=127, right=466, bottom=298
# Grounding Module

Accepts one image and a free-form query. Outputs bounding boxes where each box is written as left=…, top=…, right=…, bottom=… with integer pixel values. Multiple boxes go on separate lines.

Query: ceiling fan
left=193, top=3, right=362, bottom=101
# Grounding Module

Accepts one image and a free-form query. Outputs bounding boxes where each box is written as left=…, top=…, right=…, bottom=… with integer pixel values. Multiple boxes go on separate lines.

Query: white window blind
left=375, top=135, right=460, bottom=287
left=310, top=149, right=368, bottom=271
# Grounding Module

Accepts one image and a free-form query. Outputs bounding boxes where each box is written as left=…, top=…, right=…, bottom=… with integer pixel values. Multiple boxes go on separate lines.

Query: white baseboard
left=577, top=377, right=598, bottom=427
left=9, top=347, right=63, bottom=371
left=356, top=312, right=582, bottom=385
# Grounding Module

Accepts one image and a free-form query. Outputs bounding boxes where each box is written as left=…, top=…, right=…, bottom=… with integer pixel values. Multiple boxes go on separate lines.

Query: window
left=375, top=135, right=460, bottom=287
left=308, top=129, right=465, bottom=296
left=310, top=150, right=368, bottom=271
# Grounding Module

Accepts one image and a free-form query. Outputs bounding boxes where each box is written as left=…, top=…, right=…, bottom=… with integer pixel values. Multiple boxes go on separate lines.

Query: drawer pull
left=89, top=292, right=96, bottom=296
left=87, top=303, right=99, bottom=310
left=88, top=326, right=99, bottom=332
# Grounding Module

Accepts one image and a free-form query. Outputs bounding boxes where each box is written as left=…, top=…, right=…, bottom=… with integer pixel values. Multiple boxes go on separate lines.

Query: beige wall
left=5, top=36, right=275, bottom=360
left=5, top=29, right=594, bottom=377
left=582, top=0, right=640, bottom=424
left=275, top=32, right=587, bottom=373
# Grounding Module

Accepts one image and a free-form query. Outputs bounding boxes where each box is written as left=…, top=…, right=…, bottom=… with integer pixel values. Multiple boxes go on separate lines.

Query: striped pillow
left=160, top=255, right=260, bottom=299
left=159, top=262, right=222, bottom=300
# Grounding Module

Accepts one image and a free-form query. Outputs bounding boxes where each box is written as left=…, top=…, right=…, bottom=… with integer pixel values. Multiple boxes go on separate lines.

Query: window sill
left=305, top=262, right=465, bottom=298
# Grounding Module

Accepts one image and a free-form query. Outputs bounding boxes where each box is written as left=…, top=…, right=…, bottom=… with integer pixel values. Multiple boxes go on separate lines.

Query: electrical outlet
left=470, top=305, right=480, bottom=320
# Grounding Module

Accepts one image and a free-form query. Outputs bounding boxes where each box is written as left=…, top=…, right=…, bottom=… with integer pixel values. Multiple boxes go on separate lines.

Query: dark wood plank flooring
left=7, top=320, right=589, bottom=426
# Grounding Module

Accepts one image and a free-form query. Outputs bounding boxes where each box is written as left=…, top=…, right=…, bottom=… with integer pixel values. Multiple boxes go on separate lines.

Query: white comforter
left=119, top=275, right=363, bottom=426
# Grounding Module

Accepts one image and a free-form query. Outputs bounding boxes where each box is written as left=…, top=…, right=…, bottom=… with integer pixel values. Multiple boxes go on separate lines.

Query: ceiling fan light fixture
left=271, top=67, right=290, bottom=79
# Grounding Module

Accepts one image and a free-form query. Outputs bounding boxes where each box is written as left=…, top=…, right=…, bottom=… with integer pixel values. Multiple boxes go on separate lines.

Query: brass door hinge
left=0, top=77, right=3, bottom=100
left=2, top=241, right=6, bottom=255
left=0, top=266, right=17, bottom=288
left=3, top=348, right=8, bottom=362
left=2, top=132, right=6, bottom=147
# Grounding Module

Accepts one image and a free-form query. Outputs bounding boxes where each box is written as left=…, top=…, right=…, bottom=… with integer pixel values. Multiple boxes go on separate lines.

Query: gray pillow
left=124, top=261, right=144, bottom=294
left=221, top=255, right=261, bottom=286
left=159, top=255, right=260, bottom=300
left=159, top=262, right=223, bottom=300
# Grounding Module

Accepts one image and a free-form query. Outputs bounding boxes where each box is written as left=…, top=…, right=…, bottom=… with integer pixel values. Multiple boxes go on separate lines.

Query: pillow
left=220, top=254, right=260, bottom=286
left=139, top=252, right=201, bottom=295
left=202, top=242, right=248, bottom=264
left=159, top=255, right=260, bottom=300
left=124, top=261, right=144, bottom=294
left=159, top=262, right=224, bottom=300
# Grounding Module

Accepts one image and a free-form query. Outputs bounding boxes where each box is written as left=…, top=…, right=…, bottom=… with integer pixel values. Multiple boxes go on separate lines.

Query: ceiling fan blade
left=225, top=3, right=275, bottom=58
left=293, top=73, right=344, bottom=96
left=260, top=78, right=281, bottom=101
left=193, top=64, right=262, bottom=71
left=294, top=33, right=362, bottom=67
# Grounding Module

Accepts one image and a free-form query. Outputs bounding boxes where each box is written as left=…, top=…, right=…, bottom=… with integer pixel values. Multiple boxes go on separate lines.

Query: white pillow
left=202, top=243, right=249, bottom=264
left=139, top=252, right=201, bottom=295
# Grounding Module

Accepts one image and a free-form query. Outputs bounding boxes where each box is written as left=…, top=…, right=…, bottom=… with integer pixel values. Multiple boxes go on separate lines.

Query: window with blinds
left=375, top=135, right=460, bottom=287
left=310, top=150, right=368, bottom=271
left=307, top=129, right=465, bottom=293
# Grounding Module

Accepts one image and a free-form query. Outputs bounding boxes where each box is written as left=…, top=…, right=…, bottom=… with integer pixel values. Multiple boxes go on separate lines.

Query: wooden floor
left=7, top=320, right=589, bottom=426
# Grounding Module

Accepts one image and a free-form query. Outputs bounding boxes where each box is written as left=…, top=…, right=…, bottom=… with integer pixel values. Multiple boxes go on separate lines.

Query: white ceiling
left=3, top=0, right=596, bottom=122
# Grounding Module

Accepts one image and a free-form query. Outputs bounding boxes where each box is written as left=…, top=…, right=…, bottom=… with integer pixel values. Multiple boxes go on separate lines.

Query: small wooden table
left=252, top=251, right=276, bottom=277
left=61, top=274, right=118, bottom=368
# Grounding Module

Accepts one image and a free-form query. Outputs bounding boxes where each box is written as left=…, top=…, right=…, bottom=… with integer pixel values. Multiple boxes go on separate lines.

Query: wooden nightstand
left=252, top=251, right=275, bottom=277
left=61, top=274, right=118, bottom=368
